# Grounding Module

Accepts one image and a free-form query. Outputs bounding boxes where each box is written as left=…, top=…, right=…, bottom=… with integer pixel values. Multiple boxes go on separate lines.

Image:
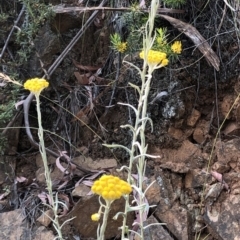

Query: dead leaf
left=0, top=192, right=10, bottom=200
left=74, top=72, right=90, bottom=85
left=57, top=177, right=69, bottom=190
left=72, top=59, right=102, bottom=72
left=158, top=14, right=220, bottom=71
left=72, top=109, right=90, bottom=125
left=38, top=192, right=47, bottom=204
left=58, top=194, right=70, bottom=216
left=139, top=0, right=146, bottom=8
left=223, top=121, right=240, bottom=135
left=16, top=176, right=28, bottom=183
left=94, top=17, right=102, bottom=27
left=56, top=151, right=76, bottom=175
left=0, top=72, right=22, bottom=86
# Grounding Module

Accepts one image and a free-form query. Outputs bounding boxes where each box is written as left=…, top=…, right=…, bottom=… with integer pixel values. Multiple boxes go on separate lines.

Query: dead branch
left=52, top=5, right=184, bottom=14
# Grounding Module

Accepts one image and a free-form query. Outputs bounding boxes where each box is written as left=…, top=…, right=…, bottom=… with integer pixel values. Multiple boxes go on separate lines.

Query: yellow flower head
left=161, top=58, right=169, bottom=66
left=117, top=42, right=127, bottom=53
left=91, top=213, right=100, bottom=221
left=139, top=50, right=168, bottom=67
left=91, top=175, right=132, bottom=201
left=24, top=78, right=49, bottom=95
left=171, top=41, right=182, bottom=54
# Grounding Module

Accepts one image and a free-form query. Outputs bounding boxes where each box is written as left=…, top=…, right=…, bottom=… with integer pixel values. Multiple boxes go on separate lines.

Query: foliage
left=0, top=12, right=8, bottom=22
left=0, top=136, right=7, bottom=155
left=110, top=33, right=128, bottom=53
left=153, top=28, right=182, bottom=60
left=16, top=0, right=54, bottom=63
left=0, top=84, right=20, bottom=155
left=110, top=6, right=182, bottom=63
left=162, top=0, right=186, bottom=8
left=120, top=8, right=146, bottom=53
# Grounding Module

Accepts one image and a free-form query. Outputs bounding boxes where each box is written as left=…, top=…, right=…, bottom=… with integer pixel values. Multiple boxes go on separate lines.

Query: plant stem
left=121, top=1, right=159, bottom=239
left=35, top=94, right=63, bottom=240
left=99, top=201, right=111, bottom=240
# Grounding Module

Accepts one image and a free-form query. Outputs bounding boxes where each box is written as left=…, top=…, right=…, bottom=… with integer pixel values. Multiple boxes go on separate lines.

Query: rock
left=36, top=154, right=56, bottom=168
left=144, top=175, right=165, bottom=206
left=215, top=139, right=240, bottom=171
left=2, top=112, right=22, bottom=155
left=144, top=170, right=192, bottom=239
left=220, top=95, right=234, bottom=119
left=37, top=209, right=54, bottom=227
left=52, top=11, right=84, bottom=34
left=60, top=195, right=134, bottom=239
left=134, top=215, right=174, bottom=240
left=28, top=24, right=61, bottom=76
left=150, top=140, right=204, bottom=169
left=223, top=121, right=240, bottom=136
left=212, top=161, right=230, bottom=173
left=162, top=96, right=185, bottom=119
left=235, top=104, right=240, bottom=124
left=0, top=156, right=17, bottom=211
left=72, top=184, right=91, bottom=197
left=185, top=169, right=212, bottom=189
left=204, top=183, right=224, bottom=204
left=155, top=203, right=193, bottom=240
left=168, top=126, right=184, bottom=140
left=144, top=168, right=180, bottom=210
left=187, top=109, right=201, bottom=127
left=33, top=226, right=55, bottom=240
left=0, top=209, right=32, bottom=239
left=74, top=156, right=118, bottom=170
left=36, top=165, right=64, bottom=184
left=204, top=200, right=240, bottom=240
left=193, top=120, right=209, bottom=144
left=160, top=162, right=189, bottom=173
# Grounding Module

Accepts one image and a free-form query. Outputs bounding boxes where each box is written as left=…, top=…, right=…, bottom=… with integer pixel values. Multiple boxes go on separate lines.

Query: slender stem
left=139, top=74, right=153, bottom=237
left=35, top=94, right=63, bottom=240
left=99, top=201, right=112, bottom=240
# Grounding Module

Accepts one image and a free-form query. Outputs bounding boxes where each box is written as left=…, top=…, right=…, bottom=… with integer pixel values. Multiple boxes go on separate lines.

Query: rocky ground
left=1, top=0, right=240, bottom=240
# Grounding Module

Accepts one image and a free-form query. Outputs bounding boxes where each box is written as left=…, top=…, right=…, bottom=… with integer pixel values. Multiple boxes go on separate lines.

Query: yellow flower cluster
left=91, top=175, right=132, bottom=201
left=117, top=42, right=127, bottom=53
left=139, top=50, right=169, bottom=67
left=24, top=78, right=49, bottom=94
left=171, top=41, right=182, bottom=54
left=91, top=213, right=100, bottom=221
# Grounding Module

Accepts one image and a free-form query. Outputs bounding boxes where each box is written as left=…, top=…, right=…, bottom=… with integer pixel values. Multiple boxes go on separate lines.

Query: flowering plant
left=23, top=78, right=49, bottom=95
left=101, top=1, right=183, bottom=239
left=110, top=33, right=128, bottom=53
left=91, top=175, right=132, bottom=239
left=24, top=77, right=63, bottom=239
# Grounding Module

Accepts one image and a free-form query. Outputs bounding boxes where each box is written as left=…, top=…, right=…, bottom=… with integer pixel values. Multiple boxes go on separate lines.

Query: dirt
left=1, top=0, right=240, bottom=240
